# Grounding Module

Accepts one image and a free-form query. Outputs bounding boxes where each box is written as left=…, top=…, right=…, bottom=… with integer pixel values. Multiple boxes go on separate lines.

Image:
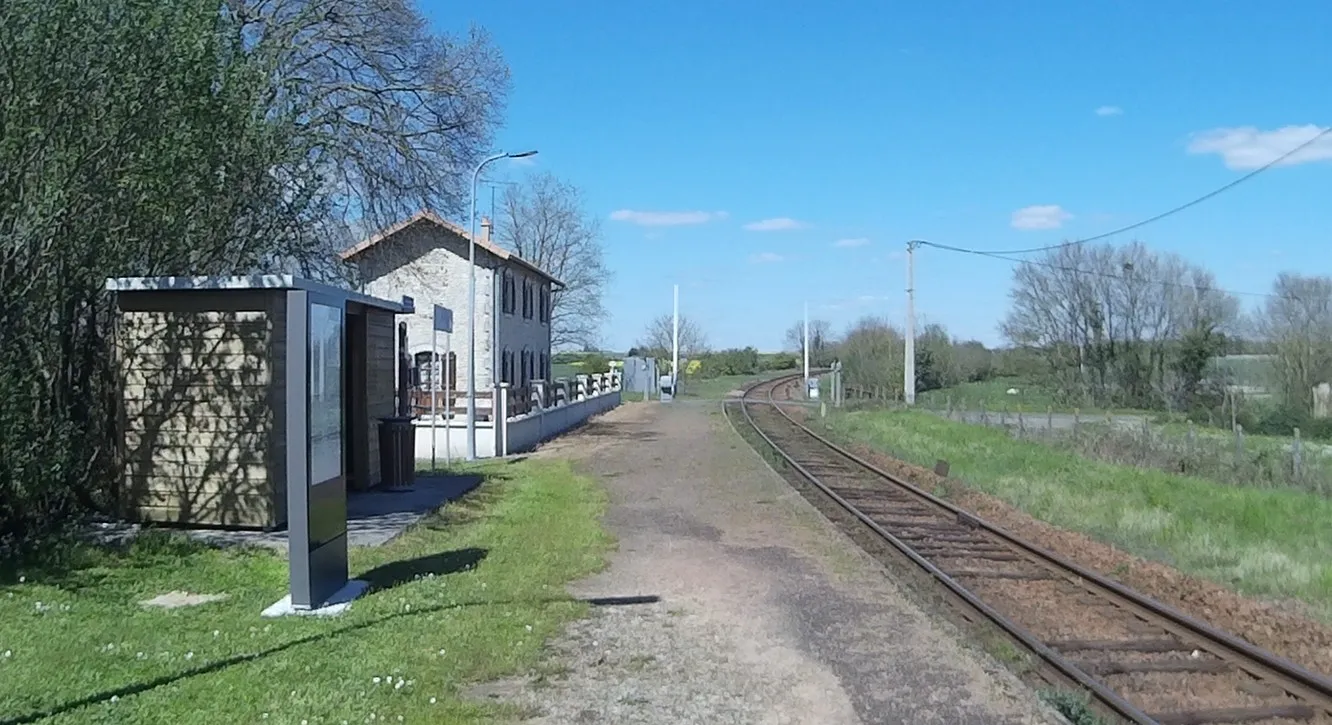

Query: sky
left=422, top=0, right=1332, bottom=353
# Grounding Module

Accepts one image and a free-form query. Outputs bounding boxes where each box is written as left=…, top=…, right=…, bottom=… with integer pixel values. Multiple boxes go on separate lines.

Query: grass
left=550, top=362, right=582, bottom=380
left=914, top=377, right=1151, bottom=416
left=677, top=370, right=790, bottom=400
left=818, top=409, right=1332, bottom=619
left=0, top=458, right=612, bottom=725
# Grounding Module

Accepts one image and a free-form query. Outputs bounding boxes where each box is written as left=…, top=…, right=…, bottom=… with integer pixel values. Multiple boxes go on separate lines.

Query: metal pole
left=672, top=284, right=680, bottom=399
left=430, top=328, right=438, bottom=472
left=905, top=241, right=917, bottom=406
left=803, top=301, right=810, bottom=398
left=468, top=152, right=505, bottom=460
left=444, top=333, right=452, bottom=467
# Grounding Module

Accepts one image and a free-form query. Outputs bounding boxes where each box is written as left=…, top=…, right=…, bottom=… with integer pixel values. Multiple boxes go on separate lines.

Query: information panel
left=309, top=302, right=343, bottom=485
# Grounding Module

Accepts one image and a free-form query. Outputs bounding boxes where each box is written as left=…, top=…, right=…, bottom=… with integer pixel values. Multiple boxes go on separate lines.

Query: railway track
left=730, top=372, right=1332, bottom=725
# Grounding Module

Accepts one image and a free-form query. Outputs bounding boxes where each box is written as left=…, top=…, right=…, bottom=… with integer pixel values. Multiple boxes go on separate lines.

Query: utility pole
left=672, top=284, right=680, bottom=398
left=803, top=301, right=810, bottom=398
left=905, top=241, right=918, bottom=406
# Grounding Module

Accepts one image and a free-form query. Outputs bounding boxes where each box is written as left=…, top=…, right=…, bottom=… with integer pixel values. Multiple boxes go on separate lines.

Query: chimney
left=480, top=216, right=492, bottom=245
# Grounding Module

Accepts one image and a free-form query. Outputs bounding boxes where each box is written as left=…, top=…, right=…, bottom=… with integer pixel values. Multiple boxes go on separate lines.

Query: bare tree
left=636, top=315, right=709, bottom=358
left=1001, top=240, right=1238, bottom=409
left=230, top=0, right=511, bottom=278
left=498, top=172, right=609, bottom=350
left=1259, top=273, right=1332, bottom=413
left=783, top=318, right=835, bottom=364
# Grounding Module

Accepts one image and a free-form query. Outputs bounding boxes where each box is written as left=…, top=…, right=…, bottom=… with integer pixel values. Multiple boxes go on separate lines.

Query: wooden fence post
left=1293, top=427, right=1303, bottom=478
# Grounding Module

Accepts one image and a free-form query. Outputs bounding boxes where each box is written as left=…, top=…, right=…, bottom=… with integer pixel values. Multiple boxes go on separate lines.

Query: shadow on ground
left=568, top=419, right=660, bottom=443
left=0, top=590, right=662, bottom=725
left=359, top=547, right=488, bottom=592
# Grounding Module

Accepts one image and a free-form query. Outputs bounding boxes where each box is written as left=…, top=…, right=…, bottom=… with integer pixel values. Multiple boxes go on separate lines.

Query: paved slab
left=88, top=473, right=481, bottom=551
left=487, top=401, right=1064, bottom=725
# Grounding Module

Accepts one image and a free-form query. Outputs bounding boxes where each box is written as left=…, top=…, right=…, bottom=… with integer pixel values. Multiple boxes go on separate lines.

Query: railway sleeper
left=899, top=531, right=1001, bottom=546
left=1047, top=638, right=1189, bottom=653
left=922, top=551, right=1026, bottom=562
left=1074, top=658, right=1230, bottom=676
left=1146, top=703, right=1317, bottom=725
left=946, top=569, right=1054, bottom=581
left=912, top=545, right=1016, bottom=556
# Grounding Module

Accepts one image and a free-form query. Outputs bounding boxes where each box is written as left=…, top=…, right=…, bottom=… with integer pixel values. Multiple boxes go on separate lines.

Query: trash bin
left=378, top=416, right=416, bottom=488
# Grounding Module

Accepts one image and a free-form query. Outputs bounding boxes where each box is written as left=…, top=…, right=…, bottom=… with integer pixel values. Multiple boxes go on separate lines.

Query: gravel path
left=472, top=401, right=1066, bottom=725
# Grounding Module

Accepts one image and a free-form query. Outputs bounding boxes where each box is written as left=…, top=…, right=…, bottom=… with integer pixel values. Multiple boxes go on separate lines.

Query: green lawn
left=0, top=458, right=612, bottom=724
left=818, top=409, right=1332, bottom=619
left=678, top=370, right=791, bottom=400
left=550, top=362, right=582, bottom=380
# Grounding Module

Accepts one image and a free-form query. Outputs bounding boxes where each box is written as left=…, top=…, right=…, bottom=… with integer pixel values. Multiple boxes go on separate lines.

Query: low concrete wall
left=414, top=418, right=497, bottom=460
left=504, top=388, right=621, bottom=455
left=411, top=371, right=623, bottom=461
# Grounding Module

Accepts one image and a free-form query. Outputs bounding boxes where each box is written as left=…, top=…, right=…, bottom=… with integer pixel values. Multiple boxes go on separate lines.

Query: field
left=0, top=459, right=612, bottom=724
left=818, top=409, right=1332, bottom=619
left=913, top=377, right=1153, bottom=415
left=678, top=371, right=787, bottom=400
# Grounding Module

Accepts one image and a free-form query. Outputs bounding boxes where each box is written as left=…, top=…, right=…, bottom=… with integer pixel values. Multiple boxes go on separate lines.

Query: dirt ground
left=839, top=439, right=1332, bottom=680
left=475, top=401, right=1068, bottom=725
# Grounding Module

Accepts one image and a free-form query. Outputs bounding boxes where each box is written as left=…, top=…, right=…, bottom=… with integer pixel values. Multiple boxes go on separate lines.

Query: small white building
left=341, top=211, right=560, bottom=416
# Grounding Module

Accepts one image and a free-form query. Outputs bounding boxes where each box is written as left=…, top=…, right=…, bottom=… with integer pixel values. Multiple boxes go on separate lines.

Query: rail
left=732, top=372, right=1332, bottom=725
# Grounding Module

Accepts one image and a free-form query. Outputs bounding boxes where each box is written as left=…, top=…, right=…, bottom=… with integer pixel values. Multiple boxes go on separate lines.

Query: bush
left=580, top=354, right=611, bottom=375
left=696, top=347, right=760, bottom=378
left=761, top=352, right=799, bottom=371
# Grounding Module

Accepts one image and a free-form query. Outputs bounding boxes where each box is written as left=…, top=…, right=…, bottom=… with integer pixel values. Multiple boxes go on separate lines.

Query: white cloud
left=743, top=217, right=806, bottom=232
left=609, top=209, right=728, bottom=226
left=748, top=252, right=785, bottom=264
left=833, top=237, right=870, bottom=248
left=1095, top=105, right=1123, bottom=117
left=1011, top=204, right=1072, bottom=231
left=1187, top=124, right=1332, bottom=170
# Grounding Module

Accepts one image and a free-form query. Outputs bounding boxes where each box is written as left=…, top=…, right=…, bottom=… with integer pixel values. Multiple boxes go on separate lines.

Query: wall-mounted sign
left=433, top=304, right=453, bottom=333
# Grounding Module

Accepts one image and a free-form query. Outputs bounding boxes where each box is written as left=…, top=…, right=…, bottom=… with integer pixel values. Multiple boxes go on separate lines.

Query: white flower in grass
left=429, top=697, right=437, bottom=705
left=212, top=630, right=220, bottom=637
left=525, top=625, right=533, bottom=632
left=110, top=696, right=118, bottom=703
left=372, top=677, right=381, bottom=684
left=3, top=650, right=11, bottom=658
left=17, top=576, right=24, bottom=583
left=185, top=652, right=194, bottom=660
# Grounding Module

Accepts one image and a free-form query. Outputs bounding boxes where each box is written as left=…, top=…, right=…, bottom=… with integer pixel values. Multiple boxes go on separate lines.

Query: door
left=343, top=308, right=368, bottom=490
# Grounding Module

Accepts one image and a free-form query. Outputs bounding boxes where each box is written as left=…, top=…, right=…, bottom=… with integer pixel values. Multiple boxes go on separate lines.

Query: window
left=538, top=353, right=547, bottom=381
left=501, top=349, right=514, bottom=384
left=521, top=278, right=533, bottom=319
left=538, top=287, right=550, bottom=324
left=413, top=351, right=442, bottom=391
left=501, top=271, right=516, bottom=315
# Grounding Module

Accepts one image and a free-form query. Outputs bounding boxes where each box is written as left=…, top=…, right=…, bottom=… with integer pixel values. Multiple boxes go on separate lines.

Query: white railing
left=413, top=370, right=622, bottom=459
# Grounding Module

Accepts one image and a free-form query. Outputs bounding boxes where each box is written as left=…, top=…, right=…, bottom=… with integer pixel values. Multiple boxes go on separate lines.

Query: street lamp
left=467, top=149, right=538, bottom=460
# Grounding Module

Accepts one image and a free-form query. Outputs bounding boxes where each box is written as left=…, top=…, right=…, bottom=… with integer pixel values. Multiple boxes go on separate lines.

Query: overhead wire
left=945, top=245, right=1284, bottom=300
left=910, top=126, right=1332, bottom=302
left=921, top=125, right=1332, bottom=257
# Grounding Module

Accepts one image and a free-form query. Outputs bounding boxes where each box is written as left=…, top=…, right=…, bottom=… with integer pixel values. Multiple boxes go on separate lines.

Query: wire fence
left=917, top=397, right=1332, bottom=498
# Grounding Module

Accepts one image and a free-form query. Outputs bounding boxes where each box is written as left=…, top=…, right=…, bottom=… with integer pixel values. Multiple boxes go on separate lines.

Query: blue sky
left=424, top=0, right=1332, bottom=352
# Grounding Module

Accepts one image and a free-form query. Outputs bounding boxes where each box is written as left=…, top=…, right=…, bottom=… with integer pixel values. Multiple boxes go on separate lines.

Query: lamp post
left=467, top=149, right=537, bottom=460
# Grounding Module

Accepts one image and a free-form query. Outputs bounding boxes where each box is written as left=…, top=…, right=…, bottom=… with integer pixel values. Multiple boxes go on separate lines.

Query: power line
left=928, top=125, right=1332, bottom=257
left=927, top=242, right=1286, bottom=301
